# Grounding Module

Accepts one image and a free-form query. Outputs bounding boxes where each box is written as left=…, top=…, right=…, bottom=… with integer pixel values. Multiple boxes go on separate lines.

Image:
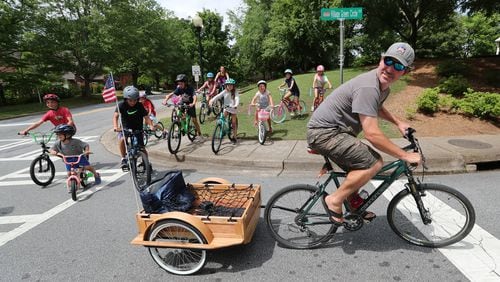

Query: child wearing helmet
left=251, top=80, right=274, bottom=133
left=163, top=74, right=202, bottom=138
left=312, top=65, right=332, bottom=111
left=19, top=93, right=75, bottom=135
left=278, top=69, right=302, bottom=114
left=209, top=78, right=240, bottom=143
left=197, top=72, right=217, bottom=106
left=49, top=124, right=101, bottom=185
left=113, top=85, right=155, bottom=169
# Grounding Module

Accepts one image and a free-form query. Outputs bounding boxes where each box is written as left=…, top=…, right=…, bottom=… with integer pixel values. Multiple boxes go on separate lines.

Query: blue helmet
left=206, top=72, right=214, bottom=78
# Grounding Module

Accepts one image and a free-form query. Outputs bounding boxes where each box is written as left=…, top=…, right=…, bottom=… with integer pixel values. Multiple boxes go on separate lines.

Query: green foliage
left=455, top=89, right=500, bottom=120
left=137, top=74, right=155, bottom=87
left=435, top=60, right=470, bottom=77
left=439, top=75, right=470, bottom=97
left=462, top=12, right=500, bottom=57
left=416, top=87, right=440, bottom=115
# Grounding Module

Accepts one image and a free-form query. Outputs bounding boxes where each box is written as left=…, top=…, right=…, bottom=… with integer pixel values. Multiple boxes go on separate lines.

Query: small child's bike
left=167, top=104, right=197, bottom=154
left=271, top=88, right=307, bottom=124
left=19, top=131, right=56, bottom=187
left=211, top=107, right=237, bottom=154
left=58, top=153, right=93, bottom=201
left=248, top=104, right=271, bottom=145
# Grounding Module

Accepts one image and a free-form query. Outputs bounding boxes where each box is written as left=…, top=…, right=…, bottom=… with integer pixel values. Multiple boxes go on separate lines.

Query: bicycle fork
left=406, top=181, right=432, bottom=225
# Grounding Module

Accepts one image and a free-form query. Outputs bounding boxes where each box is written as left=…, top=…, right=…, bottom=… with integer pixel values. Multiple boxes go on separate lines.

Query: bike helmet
left=284, top=69, right=293, bottom=74
left=225, top=78, right=236, bottom=85
left=139, top=91, right=146, bottom=98
left=123, top=86, right=139, bottom=100
left=206, top=72, right=214, bottom=78
left=43, top=93, right=60, bottom=102
left=175, top=74, right=187, bottom=83
left=53, top=124, right=76, bottom=137
left=316, top=65, right=325, bottom=72
left=257, top=80, right=267, bottom=86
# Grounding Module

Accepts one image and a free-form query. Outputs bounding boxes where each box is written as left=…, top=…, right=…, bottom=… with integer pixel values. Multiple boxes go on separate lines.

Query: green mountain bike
left=167, top=104, right=196, bottom=154
left=211, top=107, right=237, bottom=154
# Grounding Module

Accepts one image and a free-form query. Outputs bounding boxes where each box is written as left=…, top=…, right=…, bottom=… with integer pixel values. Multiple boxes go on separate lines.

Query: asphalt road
left=0, top=101, right=499, bottom=281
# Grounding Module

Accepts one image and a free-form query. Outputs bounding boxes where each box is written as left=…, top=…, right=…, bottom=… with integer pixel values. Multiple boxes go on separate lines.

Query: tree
left=462, top=12, right=500, bottom=56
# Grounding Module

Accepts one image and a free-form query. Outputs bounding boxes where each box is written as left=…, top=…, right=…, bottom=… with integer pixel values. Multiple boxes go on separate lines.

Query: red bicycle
left=270, top=88, right=307, bottom=124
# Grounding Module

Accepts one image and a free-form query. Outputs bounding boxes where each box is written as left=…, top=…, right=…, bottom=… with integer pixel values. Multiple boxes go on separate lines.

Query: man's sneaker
left=94, top=173, right=101, bottom=185
left=120, top=158, right=128, bottom=170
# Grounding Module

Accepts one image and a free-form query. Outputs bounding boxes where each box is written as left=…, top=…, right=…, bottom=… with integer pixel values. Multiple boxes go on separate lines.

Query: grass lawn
left=185, top=67, right=407, bottom=140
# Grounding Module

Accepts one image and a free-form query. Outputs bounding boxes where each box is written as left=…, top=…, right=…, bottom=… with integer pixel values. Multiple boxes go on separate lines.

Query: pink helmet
left=316, top=65, right=325, bottom=72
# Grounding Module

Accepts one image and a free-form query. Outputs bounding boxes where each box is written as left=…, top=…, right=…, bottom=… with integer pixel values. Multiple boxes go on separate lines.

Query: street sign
left=191, top=65, right=201, bottom=76
left=320, top=7, right=363, bottom=21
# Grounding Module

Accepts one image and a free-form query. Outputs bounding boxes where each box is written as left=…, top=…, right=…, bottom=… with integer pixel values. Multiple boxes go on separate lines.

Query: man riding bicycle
left=307, top=42, right=421, bottom=225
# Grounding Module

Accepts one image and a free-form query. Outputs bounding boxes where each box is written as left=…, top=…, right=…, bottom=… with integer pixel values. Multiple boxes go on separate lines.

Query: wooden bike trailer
left=131, top=183, right=261, bottom=250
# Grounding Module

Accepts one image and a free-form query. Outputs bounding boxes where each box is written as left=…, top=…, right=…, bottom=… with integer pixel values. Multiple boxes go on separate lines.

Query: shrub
left=439, top=75, right=470, bottom=97
left=455, top=89, right=500, bottom=120
left=436, top=60, right=469, bottom=77
left=416, top=87, right=440, bottom=115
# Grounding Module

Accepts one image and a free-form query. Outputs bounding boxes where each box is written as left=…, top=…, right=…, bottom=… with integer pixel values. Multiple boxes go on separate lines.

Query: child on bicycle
left=196, top=72, right=218, bottom=108
left=214, top=66, right=230, bottom=92
left=49, top=124, right=101, bottom=185
left=113, top=85, right=154, bottom=169
left=19, top=94, right=76, bottom=135
left=162, top=74, right=202, bottom=139
left=209, top=78, right=240, bottom=143
left=312, top=65, right=332, bottom=111
left=278, top=69, right=301, bottom=115
left=251, top=80, right=274, bottom=133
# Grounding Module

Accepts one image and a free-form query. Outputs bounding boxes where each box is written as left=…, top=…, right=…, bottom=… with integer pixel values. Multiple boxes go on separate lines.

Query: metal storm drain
left=448, top=139, right=493, bottom=149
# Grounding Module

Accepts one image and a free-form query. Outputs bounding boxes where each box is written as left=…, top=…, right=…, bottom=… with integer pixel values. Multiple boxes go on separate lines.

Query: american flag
left=102, top=76, right=117, bottom=103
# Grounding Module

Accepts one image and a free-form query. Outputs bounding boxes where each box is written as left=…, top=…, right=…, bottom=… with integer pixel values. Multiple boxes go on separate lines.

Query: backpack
left=139, top=170, right=194, bottom=213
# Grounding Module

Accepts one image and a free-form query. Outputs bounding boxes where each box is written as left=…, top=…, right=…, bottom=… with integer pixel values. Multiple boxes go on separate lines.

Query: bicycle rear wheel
left=154, top=122, right=165, bottom=139
left=130, top=151, right=151, bottom=189
left=211, top=123, right=223, bottom=154
left=297, top=100, right=307, bottom=115
left=143, top=130, right=149, bottom=146
left=69, top=179, right=78, bottom=201
left=270, top=104, right=286, bottom=124
left=167, top=122, right=182, bottom=154
left=30, top=154, right=55, bottom=187
left=264, top=184, right=337, bottom=249
left=387, top=183, right=475, bottom=248
left=148, top=219, right=207, bottom=275
left=187, top=118, right=196, bottom=141
left=258, top=121, right=266, bottom=145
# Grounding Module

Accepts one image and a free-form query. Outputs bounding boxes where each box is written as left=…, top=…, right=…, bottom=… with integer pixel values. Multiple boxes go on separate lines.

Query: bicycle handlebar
left=57, top=153, right=91, bottom=166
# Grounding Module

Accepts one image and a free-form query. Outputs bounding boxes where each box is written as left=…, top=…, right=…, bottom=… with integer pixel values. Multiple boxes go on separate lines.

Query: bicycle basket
left=257, top=109, right=270, bottom=121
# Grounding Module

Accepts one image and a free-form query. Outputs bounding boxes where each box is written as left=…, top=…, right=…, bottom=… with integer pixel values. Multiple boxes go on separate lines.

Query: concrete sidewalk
left=101, top=127, right=500, bottom=173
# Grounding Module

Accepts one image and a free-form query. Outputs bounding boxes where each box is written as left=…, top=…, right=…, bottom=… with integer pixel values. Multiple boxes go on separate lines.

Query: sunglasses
left=384, top=57, right=406, bottom=72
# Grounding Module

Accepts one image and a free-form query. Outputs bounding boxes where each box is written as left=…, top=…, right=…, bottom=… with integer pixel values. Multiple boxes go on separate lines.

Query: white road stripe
left=0, top=123, right=33, bottom=127
left=384, top=180, right=500, bottom=281
left=0, top=171, right=127, bottom=247
left=0, top=140, right=31, bottom=151
left=0, top=169, right=126, bottom=186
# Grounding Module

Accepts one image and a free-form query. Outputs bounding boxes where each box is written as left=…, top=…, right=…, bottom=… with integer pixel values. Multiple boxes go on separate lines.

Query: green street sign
left=320, top=7, right=363, bottom=21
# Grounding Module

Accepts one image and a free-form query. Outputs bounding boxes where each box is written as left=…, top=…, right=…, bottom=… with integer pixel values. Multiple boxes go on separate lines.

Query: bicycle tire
left=270, top=104, right=286, bottom=124
left=211, top=123, right=223, bottom=154
left=171, top=108, right=178, bottom=123
left=143, top=130, right=149, bottom=146
left=387, top=183, right=475, bottom=248
left=69, top=179, right=78, bottom=201
left=212, top=100, right=222, bottom=116
left=154, top=122, right=165, bottom=139
left=130, top=151, right=152, bottom=189
left=199, top=103, right=207, bottom=124
left=148, top=219, right=207, bottom=275
left=30, top=154, right=55, bottom=187
left=264, top=184, right=337, bottom=249
left=228, top=116, right=237, bottom=142
left=298, top=100, right=307, bottom=115
left=258, top=121, right=266, bottom=145
left=167, top=122, right=182, bottom=154
left=187, top=118, right=196, bottom=142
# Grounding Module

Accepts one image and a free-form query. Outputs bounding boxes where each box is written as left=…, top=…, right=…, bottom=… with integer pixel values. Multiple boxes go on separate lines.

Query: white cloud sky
left=157, top=0, right=245, bottom=24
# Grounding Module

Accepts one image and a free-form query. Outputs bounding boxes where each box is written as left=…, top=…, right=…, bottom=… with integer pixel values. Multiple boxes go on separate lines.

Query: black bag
left=139, top=170, right=194, bottom=213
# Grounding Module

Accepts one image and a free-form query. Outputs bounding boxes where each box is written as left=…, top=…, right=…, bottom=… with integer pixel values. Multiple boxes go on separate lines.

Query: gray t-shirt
left=51, top=138, right=88, bottom=156
left=307, top=69, right=390, bottom=136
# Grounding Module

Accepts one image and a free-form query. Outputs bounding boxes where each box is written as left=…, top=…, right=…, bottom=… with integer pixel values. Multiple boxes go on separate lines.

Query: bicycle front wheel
left=211, top=123, right=223, bottom=154
left=30, top=154, right=55, bottom=187
left=187, top=118, right=196, bottom=142
left=264, top=184, right=337, bottom=249
left=387, top=183, right=475, bottom=248
left=143, top=130, right=149, bottom=146
left=258, top=121, right=266, bottom=145
left=148, top=219, right=207, bottom=275
left=130, top=151, right=151, bottom=189
left=270, top=104, right=286, bottom=124
left=167, top=122, right=182, bottom=154
left=69, top=179, right=78, bottom=201
left=154, top=122, right=165, bottom=139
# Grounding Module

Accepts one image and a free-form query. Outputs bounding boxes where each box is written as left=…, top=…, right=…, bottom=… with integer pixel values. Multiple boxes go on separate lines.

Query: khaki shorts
left=307, top=127, right=381, bottom=172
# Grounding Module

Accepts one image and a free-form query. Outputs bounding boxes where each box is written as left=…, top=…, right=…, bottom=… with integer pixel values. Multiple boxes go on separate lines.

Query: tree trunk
left=0, top=83, right=6, bottom=106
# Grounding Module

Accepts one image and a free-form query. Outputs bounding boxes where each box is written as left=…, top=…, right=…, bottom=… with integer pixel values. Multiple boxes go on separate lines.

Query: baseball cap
left=382, top=42, right=415, bottom=67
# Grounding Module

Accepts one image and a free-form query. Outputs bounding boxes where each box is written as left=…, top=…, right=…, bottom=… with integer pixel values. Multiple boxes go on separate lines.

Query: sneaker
left=162, top=131, right=168, bottom=139
left=94, top=173, right=101, bottom=185
left=311, top=105, right=315, bottom=112
left=120, top=158, right=128, bottom=170
left=290, top=112, right=295, bottom=117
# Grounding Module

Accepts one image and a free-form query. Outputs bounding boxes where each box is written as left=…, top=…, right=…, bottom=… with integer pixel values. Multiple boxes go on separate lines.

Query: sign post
left=320, top=7, right=363, bottom=84
left=192, top=65, right=201, bottom=88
